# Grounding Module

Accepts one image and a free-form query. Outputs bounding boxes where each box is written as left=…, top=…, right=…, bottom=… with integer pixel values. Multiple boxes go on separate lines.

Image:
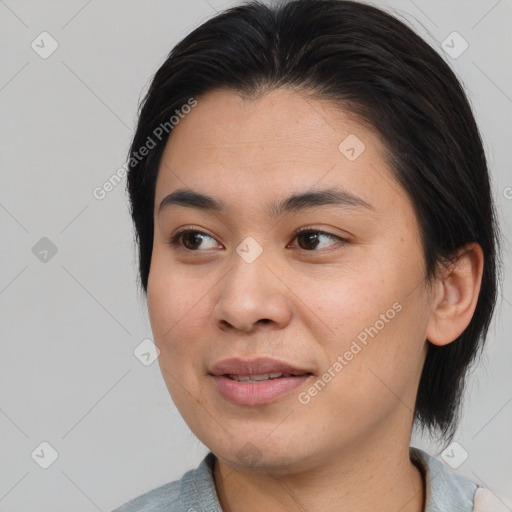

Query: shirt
left=111, top=447, right=508, bottom=511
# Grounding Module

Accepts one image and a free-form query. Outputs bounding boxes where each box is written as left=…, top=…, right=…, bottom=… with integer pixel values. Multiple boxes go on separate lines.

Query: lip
left=209, top=357, right=313, bottom=406
left=210, top=357, right=312, bottom=376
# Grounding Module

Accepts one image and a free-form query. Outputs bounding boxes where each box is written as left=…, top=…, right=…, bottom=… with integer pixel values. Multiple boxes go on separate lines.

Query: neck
left=213, top=429, right=425, bottom=512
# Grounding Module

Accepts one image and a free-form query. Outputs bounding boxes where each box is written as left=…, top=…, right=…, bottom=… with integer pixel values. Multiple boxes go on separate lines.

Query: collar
left=179, top=447, right=477, bottom=512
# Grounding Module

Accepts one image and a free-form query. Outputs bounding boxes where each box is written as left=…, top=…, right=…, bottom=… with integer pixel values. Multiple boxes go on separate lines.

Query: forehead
left=160, top=88, right=380, bottom=166
left=155, top=87, right=406, bottom=218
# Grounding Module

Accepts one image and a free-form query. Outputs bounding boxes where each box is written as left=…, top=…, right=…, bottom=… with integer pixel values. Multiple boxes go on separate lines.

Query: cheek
left=147, top=248, right=207, bottom=333
left=301, top=261, right=401, bottom=338
left=317, top=286, right=429, bottom=425
left=146, top=257, right=211, bottom=372
left=147, top=263, right=213, bottom=419
left=309, top=256, right=429, bottom=399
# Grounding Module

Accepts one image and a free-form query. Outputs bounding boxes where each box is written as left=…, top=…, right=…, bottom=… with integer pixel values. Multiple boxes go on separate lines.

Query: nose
left=212, top=250, right=292, bottom=333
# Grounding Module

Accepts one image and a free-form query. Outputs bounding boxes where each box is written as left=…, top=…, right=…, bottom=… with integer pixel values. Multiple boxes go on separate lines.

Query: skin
left=147, top=88, right=484, bottom=512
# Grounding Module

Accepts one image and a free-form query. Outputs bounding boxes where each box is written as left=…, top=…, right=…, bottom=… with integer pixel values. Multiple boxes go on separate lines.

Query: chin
left=204, top=432, right=320, bottom=474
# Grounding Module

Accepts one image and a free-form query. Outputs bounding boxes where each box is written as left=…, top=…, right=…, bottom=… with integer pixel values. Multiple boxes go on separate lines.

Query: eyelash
left=167, top=225, right=348, bottom=253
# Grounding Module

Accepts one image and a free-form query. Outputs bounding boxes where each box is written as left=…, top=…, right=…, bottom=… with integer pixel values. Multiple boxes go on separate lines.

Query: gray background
left=0, top=0, right=511, bottom=511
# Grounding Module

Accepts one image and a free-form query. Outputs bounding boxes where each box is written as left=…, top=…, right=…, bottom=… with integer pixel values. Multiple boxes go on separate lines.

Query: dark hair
left=126, top=0, right=501, bottom=444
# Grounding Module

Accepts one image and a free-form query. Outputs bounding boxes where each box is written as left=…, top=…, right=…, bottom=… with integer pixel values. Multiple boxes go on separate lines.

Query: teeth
left=228, top=372, right=293, bottom=382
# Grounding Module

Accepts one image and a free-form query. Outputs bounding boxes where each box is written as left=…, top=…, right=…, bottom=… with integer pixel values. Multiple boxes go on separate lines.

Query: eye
left=167, top=226, right=347, bottom=252
left=290, top=227, right=347, bottom=251
left=168, top=229, right=220, bottom=251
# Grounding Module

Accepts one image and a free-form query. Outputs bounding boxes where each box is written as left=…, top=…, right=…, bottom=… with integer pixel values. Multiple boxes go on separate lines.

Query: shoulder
left=110, top=452, right=221, bottom=512
left=110, top=479, right=181, bottom=512
left=473, top=487, right=511, bottom=512
left=410, top=447, right=508, bottom=512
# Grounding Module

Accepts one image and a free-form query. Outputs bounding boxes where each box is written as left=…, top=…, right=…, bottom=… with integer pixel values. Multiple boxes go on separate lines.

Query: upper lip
left=209, top=357, right=313, bottom=376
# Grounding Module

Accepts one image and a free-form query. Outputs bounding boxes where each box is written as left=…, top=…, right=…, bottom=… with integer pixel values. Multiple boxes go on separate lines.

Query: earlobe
left=426, top=243, right=484, bottom=347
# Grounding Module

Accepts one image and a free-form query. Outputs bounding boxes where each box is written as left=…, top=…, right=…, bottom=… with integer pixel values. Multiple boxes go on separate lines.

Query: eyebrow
left=158, top=186, right=374, bottom=217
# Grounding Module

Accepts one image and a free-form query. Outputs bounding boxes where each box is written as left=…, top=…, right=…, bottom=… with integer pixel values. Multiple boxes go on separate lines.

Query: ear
left=426, top=242, right=484, bottom=346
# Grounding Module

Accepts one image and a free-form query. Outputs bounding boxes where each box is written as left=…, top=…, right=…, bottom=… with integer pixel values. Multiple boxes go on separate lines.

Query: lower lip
left=210, top=375, right=311, bottom=406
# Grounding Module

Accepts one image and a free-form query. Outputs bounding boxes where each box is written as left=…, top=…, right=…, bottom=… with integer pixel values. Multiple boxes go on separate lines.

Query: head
left=126, top=0, right=501, bottom=468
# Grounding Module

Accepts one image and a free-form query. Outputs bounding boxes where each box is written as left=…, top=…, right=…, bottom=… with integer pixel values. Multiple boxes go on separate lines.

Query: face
left=148, top=88, right=432, bottom=472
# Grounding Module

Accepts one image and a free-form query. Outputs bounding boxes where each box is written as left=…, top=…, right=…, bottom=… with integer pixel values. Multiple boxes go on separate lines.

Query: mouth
left=210, top=357, right=313, bottom=377
left=209, top=358, right=314, bottom=406
left=226, top=372, right=312, bottom=382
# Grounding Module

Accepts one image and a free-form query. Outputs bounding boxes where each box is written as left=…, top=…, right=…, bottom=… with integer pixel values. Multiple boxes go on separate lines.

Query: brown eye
left=181, top=231, right=204, bottom=250
left=297, top=231, right=321, bottom=250
left=168, top=230, right=219, bottom=251
left=293, top=229, right=346, bottom=251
